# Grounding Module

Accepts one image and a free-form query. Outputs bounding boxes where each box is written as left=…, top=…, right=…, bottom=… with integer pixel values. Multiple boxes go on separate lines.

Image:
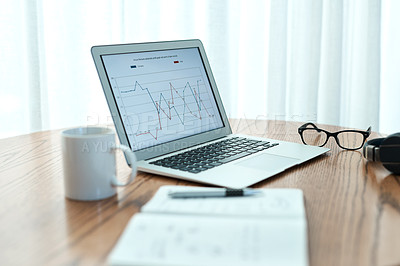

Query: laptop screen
left=101, top=47, right=225, bottom=151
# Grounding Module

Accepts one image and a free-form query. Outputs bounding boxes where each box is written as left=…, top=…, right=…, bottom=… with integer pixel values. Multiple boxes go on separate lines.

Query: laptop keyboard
left=149, top=137, right=279, bottom=174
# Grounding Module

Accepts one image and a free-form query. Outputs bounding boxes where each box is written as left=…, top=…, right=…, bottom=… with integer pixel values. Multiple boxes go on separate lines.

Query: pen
left=168, top=188, right=262, bottom=199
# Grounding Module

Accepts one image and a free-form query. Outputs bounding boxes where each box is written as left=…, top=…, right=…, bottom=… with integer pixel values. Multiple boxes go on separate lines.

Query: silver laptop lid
left=91, top=39, right=231, bottom=161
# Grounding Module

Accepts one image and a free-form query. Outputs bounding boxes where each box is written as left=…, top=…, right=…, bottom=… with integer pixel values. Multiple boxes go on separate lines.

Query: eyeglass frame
left=298, top=122, right=371, bottom=150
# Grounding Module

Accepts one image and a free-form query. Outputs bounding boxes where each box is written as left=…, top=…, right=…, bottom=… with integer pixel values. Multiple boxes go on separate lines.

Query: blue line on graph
left=120, top=80, right=212, bottom=140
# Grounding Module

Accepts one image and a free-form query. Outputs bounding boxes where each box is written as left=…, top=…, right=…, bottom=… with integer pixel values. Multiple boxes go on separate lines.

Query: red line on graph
left=134, top=81, right=212, bottom=141
left=169, top=83, right=201, bottom=119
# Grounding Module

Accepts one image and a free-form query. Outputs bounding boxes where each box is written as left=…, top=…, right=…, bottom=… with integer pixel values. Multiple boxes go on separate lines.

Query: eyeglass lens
left=302, top=129, right=327, bottom=146
left=336, top=131, right=365, bottom=149
left=302, top=128, right=365, bottom=149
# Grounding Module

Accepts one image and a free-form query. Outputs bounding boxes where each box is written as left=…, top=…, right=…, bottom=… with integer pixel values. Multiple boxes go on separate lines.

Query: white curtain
left=1, top=0, right=399, bottom=139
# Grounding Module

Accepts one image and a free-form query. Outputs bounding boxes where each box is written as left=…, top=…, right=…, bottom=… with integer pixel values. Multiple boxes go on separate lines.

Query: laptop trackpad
left=235, top=153, right=300, bottom=171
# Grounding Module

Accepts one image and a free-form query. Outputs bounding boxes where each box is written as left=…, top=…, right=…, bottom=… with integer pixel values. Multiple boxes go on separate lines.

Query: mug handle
left=110, top=144, right=137, bottom=187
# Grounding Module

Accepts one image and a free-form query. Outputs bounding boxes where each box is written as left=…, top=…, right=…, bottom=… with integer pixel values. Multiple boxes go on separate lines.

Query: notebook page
left=141, top=185, right=305, bottom=218
left=109, top=213, right=308, bottom=266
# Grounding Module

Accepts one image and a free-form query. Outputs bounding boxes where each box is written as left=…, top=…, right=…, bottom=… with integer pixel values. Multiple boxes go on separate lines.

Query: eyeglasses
left=298, top=122, right=371, bottom=150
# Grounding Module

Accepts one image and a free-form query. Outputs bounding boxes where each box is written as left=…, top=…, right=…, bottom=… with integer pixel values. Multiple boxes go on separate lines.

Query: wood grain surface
left=0, top=119, right=399, bottom=266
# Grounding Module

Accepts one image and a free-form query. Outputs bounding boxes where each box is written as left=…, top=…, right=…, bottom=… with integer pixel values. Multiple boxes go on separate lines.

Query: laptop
left=91, top=39, right=329, bottom=188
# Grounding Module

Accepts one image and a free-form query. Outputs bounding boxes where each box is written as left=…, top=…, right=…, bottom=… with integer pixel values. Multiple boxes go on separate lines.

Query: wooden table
left=0, top=119, right=399, bottom=266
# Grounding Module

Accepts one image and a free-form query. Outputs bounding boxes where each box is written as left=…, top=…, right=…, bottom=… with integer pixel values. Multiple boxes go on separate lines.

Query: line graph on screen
left=111, top=67, right=220, bottom=148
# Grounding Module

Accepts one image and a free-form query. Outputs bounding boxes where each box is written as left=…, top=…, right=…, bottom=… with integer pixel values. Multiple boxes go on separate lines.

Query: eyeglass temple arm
left=365, top=126, right=372, bottom=136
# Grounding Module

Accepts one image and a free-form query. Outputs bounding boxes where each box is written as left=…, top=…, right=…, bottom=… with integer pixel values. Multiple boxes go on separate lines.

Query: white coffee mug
left=61, top=127, right=137, bottom=201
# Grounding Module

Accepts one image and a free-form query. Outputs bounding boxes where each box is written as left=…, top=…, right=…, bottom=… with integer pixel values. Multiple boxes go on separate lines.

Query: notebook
left=91, top=39, right=329, bottom=188
left=108, top=186, right=309, bottom=266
